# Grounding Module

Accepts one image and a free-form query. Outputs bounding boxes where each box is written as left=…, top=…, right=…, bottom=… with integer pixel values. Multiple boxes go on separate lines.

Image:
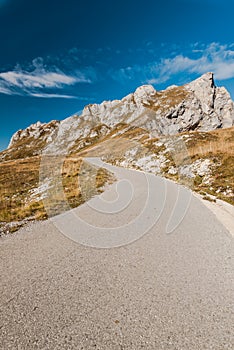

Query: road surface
left=0, top=159, right=233, bottom=349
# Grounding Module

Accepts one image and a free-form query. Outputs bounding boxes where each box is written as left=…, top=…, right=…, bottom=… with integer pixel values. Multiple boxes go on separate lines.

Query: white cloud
left=154, top=43, right=234, bottom=82
left=0, top=71, right=78, bottom=88
left=0, top=59, right=92, bottom=98
left=111, top=43, right=234, bottom=86
left=30, top=93, right=92, bottom=100
left=30, top=93, right=77, bottom=99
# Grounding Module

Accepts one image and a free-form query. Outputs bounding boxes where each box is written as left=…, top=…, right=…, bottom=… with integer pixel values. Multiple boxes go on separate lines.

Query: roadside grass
left=0, top=155, right=114, bottom=234
left=194, top=154, right=234, bottom=205
left=0, top=157, right=41, bottom=222
left=184, top=127, right=234, bottom=205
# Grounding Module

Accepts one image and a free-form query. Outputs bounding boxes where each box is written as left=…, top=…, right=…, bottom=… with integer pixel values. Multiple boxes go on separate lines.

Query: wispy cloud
left=29, top=93, right=77, bottom=99
left=0, top=86, right=16, bottom=95
left=151, top=43, right=234, bottom=83
left=29, top=92, right=93, bottom=100
left=111, top=43, right=234, bottom=86
left=0, top=57, right=93, bottom=98
left=0, top=71, right=78, bottom=88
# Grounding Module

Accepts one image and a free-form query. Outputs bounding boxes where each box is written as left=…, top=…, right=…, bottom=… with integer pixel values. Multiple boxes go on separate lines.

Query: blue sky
left=1, top=0, right=234, bottom=150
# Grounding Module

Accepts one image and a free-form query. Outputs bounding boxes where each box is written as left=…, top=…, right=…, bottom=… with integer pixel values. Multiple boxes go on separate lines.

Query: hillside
left=0, top=72, right=233, bottom=234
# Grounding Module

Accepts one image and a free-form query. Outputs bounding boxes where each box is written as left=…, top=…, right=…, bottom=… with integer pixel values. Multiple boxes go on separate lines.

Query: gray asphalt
left=0, top=159, right=233, bottom=349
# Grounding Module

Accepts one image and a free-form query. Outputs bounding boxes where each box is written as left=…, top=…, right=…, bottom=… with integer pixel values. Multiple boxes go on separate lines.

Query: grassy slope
left=184, top=127, right=234, bottom=204
left=0, top=121, right=233, bottom=234
left=0, top=155, right=114, bottom=234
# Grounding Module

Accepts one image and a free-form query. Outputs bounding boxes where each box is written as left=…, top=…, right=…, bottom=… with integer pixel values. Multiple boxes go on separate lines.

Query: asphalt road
left=0, top=159, right=233, bottom=349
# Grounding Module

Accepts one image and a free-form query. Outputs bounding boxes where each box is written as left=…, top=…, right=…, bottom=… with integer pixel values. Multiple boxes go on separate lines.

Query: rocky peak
left=190, top=72, right=215, bottom=88
left=8, top=120, right=60, bottom=149
left=133, top=85, right=157, bottom=107
left=186, top=72, right=216, bottom=114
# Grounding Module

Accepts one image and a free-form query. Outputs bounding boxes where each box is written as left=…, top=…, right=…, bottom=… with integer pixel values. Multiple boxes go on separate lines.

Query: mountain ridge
left=5, top=72, right=234, bottom=158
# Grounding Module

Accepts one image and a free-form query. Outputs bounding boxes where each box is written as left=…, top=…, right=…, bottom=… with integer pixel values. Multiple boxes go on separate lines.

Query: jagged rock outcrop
left=185, top=72, right=234, bottom=131
left=6, top=73, right=234, bottom=157
left=8, top=120, right=59, bottom=148
left=1, top=120, right=59, bottom=161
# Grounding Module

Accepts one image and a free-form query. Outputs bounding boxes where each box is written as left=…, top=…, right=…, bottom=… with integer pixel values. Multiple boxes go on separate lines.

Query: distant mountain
left=0, top=73, right=233, bottom=234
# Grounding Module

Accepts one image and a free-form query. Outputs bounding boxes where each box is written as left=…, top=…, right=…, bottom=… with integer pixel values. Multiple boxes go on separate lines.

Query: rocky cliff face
left=1, top=120, right=59, bottom=161
left=4, top=72, right=234, bottom=158
left=8, top=120, right=59, bottom=149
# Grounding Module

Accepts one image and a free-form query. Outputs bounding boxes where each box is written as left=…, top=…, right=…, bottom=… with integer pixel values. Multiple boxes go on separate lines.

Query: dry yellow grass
left=0, top=157, right=41, bottom=222
left=163, top=127, right=234, bottom=204
left=187, top=127, right=234, bottom=158
left=0, top=155, right=114, bottom=233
